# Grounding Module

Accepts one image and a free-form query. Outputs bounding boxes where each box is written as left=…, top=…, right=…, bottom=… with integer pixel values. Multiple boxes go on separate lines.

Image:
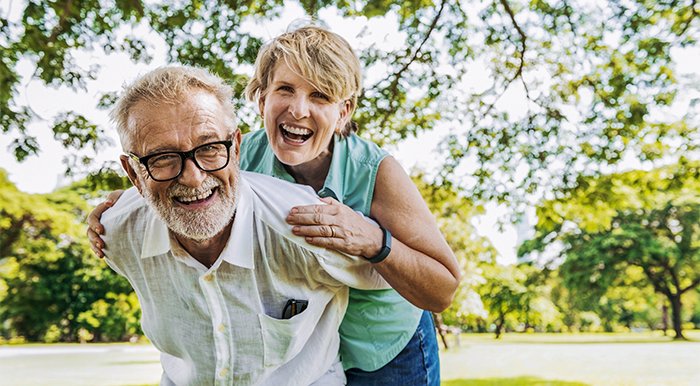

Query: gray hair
left=110, top=66, right=237, bottom=151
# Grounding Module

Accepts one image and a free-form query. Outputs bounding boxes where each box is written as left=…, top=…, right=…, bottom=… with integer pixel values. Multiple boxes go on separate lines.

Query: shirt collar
left=139, top=175, right=255, bottom=269
left=320, top=134, right=345, bottom=201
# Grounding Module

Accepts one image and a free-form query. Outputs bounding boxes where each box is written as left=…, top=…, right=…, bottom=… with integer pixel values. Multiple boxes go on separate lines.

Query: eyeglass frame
left=127, top=139, right=234, bottom=182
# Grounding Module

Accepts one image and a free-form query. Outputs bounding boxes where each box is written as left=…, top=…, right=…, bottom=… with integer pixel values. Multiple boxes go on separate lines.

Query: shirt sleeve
left=314, top=248, right=390, bottom=290
left=101, top=187, right=149, bottom=277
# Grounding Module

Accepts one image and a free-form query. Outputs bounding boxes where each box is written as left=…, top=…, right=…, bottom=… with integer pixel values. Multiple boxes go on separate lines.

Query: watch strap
left=367, top=225, right=392, bottom=264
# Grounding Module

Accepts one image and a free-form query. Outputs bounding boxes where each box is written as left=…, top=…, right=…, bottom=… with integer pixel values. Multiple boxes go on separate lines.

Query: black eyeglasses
left=128, top=140, right=233, bottom=182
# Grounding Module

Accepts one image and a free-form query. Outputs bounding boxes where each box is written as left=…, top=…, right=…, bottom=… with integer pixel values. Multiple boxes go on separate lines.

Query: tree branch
left=375, top=0, right=446, bottom=131
left=677, top=0, right=697, bottom=36
left=499, top=0, right=527, bottom=84
left=480, top=0, right=530, bottom=119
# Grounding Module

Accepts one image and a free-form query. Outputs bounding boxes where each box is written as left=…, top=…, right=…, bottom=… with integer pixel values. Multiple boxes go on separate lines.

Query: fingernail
left=292, top=226, right=299, bottom=233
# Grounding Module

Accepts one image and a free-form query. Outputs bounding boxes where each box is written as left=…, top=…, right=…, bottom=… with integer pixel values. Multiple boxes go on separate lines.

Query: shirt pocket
left=258, top=299, right=322, bottom=368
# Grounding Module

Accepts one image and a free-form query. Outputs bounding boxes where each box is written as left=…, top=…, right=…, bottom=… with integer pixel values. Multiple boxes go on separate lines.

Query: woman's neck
left=284, top=148, right=333, bottom=192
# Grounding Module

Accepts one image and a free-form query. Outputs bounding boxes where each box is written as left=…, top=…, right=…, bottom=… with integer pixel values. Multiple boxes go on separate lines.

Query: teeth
left=281, top=124, right=312, bottom=136
left=176, top=189, right=213, bottom=203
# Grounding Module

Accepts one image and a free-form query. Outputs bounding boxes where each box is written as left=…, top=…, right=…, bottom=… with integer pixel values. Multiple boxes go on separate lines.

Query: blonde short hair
left=111, top=66, right=237, bottom=151
left=245, top=26, right=362, bottom=135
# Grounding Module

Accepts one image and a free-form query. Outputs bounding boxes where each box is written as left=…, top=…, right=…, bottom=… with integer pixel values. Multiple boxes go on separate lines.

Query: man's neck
left=175, top=222, right=233, bottom=268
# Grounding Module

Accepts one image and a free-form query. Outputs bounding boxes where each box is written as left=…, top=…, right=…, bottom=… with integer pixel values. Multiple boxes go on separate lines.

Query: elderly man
left=100, top=66, right=388, bottom=385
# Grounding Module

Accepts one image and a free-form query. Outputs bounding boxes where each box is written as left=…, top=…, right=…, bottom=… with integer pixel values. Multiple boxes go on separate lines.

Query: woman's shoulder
left=341, top=133, right=389, bottom=163
left=240, top=129, right=270, bottom=171
left=241, top=129, right=268, bottom=147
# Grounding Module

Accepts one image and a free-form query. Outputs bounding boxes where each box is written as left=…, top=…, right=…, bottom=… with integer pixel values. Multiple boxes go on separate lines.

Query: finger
left=89, top=241, right=105, bottom=259
left=292, top=225, right=339, bottom=238
left=286, top=212, right=335, bottom=226
left=303, top=236, right=347, bottom=250
left=319, top=197, right=340, bottom=205
left=289, top=203, right=339, bottom=216
left=88, top=202, right=114, bottom=234
left=107, top=189, right=124, bottom=202
left=87, top=230, right=106, bottom=250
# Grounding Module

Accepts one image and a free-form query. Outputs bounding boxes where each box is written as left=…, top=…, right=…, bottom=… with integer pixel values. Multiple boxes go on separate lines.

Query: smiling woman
left=239, top=25, right=460, bottom=384
left=257, top=62, right=350, bottom=171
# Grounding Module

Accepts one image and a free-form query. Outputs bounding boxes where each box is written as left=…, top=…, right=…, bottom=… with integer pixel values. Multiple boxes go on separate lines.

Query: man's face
left=121, top=90, right=241, bottom=241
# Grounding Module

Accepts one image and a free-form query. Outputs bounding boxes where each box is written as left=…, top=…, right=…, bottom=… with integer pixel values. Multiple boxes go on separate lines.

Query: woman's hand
left=86, top=189, right=124, bottom=257
left=286, top=197, right=383, bottom=258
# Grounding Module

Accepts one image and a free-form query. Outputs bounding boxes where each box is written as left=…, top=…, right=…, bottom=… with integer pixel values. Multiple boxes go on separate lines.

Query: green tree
left=412, top=173, right=496, bottom=327
left=550, top=266, right=663, bottom=332
left=521, top=161, right=700, bottom=339
left=478, top=263, right=560, bottom=338
left=1, top=1, right=697, bottom=201
left=479, top=263, right=528, bottom=338
left=0, top=169, right=137, bottom=342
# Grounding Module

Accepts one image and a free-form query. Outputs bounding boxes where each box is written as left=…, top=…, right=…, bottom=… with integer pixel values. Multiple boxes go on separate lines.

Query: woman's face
left=259, top=62, right=350, bottom=166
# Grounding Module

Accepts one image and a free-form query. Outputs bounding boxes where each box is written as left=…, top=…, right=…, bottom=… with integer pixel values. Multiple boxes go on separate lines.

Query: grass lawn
left=1, top=331, right=698, bottom=385
left=439, top=330, right=700, bottom=386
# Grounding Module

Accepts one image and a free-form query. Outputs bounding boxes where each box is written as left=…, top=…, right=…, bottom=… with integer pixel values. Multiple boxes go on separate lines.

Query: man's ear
left=120, top=155, right=143, bottom=195
left=233, top=130, right=242, bottom=162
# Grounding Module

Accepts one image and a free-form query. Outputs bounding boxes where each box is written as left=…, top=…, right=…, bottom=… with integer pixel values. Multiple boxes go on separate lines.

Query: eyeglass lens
left=147, top=143, right=230, bottom=181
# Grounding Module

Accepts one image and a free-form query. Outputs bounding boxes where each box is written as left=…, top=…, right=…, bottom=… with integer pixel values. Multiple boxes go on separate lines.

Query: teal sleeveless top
left=240, top=129, right=423, bottom=371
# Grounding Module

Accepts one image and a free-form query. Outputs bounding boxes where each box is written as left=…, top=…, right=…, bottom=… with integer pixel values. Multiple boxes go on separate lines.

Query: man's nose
left=177, top=158, right=207, bottom=187
left=289, top=95, right=310, bottom=119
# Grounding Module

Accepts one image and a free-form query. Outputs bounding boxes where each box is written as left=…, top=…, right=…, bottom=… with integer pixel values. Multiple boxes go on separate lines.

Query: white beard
left=143, top=168, right=239, bottom=242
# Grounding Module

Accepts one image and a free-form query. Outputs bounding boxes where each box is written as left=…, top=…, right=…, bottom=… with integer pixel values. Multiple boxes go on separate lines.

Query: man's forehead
left=138, top=129, right=230, bottom=154
left=126, top=100, right=231, bottom=154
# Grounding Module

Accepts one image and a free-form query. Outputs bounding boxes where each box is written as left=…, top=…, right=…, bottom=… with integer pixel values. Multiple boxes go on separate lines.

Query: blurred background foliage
left=1, top=0, right=699, bottom=343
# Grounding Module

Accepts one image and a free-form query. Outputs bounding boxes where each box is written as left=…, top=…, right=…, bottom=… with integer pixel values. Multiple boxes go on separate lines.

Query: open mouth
left=173, top=187, right=218, bottom=205
left=280, top=124, right=313, bottom=143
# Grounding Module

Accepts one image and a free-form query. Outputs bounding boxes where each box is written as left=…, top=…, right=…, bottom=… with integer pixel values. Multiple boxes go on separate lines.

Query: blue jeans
left=345, top=310, right=440, bottom=385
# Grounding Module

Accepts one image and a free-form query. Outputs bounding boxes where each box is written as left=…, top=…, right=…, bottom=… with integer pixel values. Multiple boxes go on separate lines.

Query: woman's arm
left=286, top=156, right=461, bottom=311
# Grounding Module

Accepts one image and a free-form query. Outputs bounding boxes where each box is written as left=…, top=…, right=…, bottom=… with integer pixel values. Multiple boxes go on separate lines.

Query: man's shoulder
left=101, top=187, right=154, bottom=246
left=102, top=187, right=150, bottom=223
left=241, top=171, right=322, bottom=243
left=242, top=171, right=319, bottom=206
left=100, top=187, right=155, bottom=274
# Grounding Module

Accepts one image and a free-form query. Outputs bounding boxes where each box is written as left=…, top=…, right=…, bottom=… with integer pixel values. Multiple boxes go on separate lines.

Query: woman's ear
left=258, top=97, right=265, bottom=120
left=336, top=100, right=352, bottom=133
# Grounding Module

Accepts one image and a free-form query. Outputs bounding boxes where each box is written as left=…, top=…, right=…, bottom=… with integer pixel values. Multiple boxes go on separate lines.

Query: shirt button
left=219, top=367, right=229, bottom=378
left=203, top=274, right=214, bottom=282
left=218, top=323, right=226, bottom=333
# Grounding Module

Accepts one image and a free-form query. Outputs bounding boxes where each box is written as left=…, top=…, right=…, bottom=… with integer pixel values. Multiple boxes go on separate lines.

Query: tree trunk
left=661, top=304, right=668, bottom=336
left=668, top=293, right=686, bottom=340
left=494, top=313, right=505, bottom=339
left=432, top=313, right=450, bottom=350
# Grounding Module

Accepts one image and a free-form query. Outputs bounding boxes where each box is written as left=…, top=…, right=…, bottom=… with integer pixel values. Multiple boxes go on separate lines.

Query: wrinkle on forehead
left=127, top=92, right=229, bottom=155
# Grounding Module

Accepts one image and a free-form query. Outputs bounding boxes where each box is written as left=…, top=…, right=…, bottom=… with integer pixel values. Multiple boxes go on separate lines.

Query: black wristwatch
left=366, top=225, right=392, bottom=264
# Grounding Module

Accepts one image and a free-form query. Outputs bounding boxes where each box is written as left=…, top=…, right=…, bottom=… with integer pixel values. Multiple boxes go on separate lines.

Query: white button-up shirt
left=102, top=171, right=388, bottom=385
